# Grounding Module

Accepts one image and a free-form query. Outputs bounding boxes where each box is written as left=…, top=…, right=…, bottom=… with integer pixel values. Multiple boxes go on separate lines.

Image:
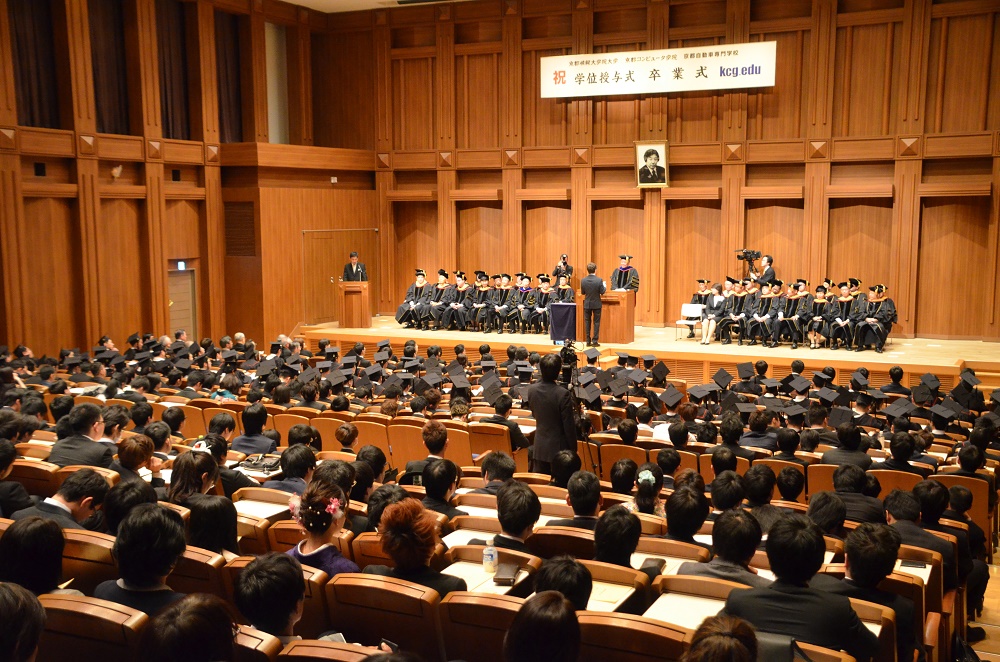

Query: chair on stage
left=674, top=303, right=705, bottom=340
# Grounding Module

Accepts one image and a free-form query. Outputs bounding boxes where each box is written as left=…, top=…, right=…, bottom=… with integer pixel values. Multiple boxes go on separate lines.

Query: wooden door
left=168, top=270, right=197, bottom=339
left=302, top=229, right=380, bottom=324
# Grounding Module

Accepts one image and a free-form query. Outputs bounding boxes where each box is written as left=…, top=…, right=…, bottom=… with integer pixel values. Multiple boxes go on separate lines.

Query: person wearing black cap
left=440, top=271, right=472, bottom=331
left=771, top=280, right=806, bottom=349
left=395, top=269, right=431, bottom=328
left=716, top=279, right=749, bottom=344
left=342, top=251, right=368, bottom=282
left=806, top=283, right=832, bottom=349
left=580, top=262, right=606, bottom=347
left=827, top=281, right=856, bottom=350
left=851, top=285, right=896, bottom=353
left=512, top=274, right=536, bottom=334
left=418, top=269, right=451, bottom=330
left=555, top=273, right=575, bottom=303
left=610, top=255, right=639, bottom=292
left=470, top=272, right=492, bottom=330
left=744, top=281, right=780, bottom=347
left=488, top=274, right=515, bottom=334
left=553, top=254, right=574, bottom=283
left=531, top=274, right=555, bottom=334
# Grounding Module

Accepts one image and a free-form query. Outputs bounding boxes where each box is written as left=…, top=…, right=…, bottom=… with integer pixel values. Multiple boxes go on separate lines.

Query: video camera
left=735, top=249, right=762, bottom=262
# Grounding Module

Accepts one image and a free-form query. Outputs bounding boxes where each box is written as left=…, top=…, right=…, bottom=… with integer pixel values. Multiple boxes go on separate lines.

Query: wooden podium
left=575, top=290, right=635, bottom=344
left=336, top=282, right=371, bottom=328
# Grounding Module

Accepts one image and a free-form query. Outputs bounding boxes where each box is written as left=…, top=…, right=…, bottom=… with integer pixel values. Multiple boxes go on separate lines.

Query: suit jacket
left=404, top=455, right=441, bottom=477
left=752, top=265, right=776, bottom=287
left=47, top=435, right=114, bottom=469
left=492, top=534, right=530, bottom=553
left=677, top=557, right=772, bottom=588
left=723, top=580, right=879, bottom=661
left=871, top=457, right=931, bottom=478
left=363, top=564, right=466, bottom=596
left=638, top=164, right=666, bottom=183
left=342, top=262, right=368, bottom=282
left=579, top=274, right=606, bottom=310
left=10, top=500, right=84, bottom=529
left=0, top=480, right=35, bottom=517
left=524, top=381, right=577, bottom=464
left=231, top=433, right=277, bottom=456
left=109, top=461, right=164, bottom=489
left=480, top=415, right=530, bottom=450
left=471, top=480, right=505, bottom=496
left=545, top=516, right=599, bottom=531
left=835, top=490, right=885, bottom=524
left=174, top=388, right=201, bottom=400
left=117, top=390, right=147, bottom=405
left=262, top=476, right=308, bottom=495
left=820, top=448, right=873, bottom=470
left=708, top=443, right=756, bottom=463
left=421, top=497, right=467, bottom=521
left=891, top=519, right=958, bottom=590
left=938, top=468, right=998, bottom=509
left=738, top=430, right=777, bottom=452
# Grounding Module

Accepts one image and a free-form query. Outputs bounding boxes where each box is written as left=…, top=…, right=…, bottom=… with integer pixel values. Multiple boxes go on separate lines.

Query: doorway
left=302, top=229, right=379, bottom=325
left=168, top=269, right=198, bottom=339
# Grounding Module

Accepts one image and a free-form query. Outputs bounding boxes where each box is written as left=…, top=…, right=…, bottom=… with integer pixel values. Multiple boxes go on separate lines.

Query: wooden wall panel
left=455, top=53, right=501, bottom=149
left=521, top=201, right=572, bottom=282
left=391, top=57, right=436, bottom=150
left=744, top=200, right=808, bottom=284
left=592, top=43, right=642, bottom=145
left=391, top=201, right=439, bottom=303
left=312, top=30, right=375, bottom=149
left=522, top=48, right=570, bottom=147
left=456, top=202, right=504, bottom=275
left=669, top=37, right=723, bottom=144
left=96, top=198, right=148, bottom=343
left=925, top=14, right=997, bottom=134
left=164, top=199, right=202, bottom=259
left=831, top=21, right=902, bottom=137
left=915, top=197, right=991, bottom=338
left=664, top=200, right=723, bottom=323
left=590, top=200, right=644, bottom=288
left=825, top=198, right=893, bottom=289
left=19, top=198, right=85, bottom=352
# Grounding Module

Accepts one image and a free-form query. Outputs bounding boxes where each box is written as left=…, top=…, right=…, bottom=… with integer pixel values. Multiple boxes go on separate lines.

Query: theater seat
left=167, top=545, right=227, bottom=599
left=61, top=529, right=117, bottom=595
left=37, top=594, right=148, bottom=662
left=438, top=592, right=523, bottom=662
left=325, top=573, right=444, bottom=662
left=235, top=626, right=283, bottom=662
left=6, top=459, right=60, bottom=498
left=224, top=556, right=331, bottom=637
left=278, top=640, right=377, bottom=661
left=526, top=526, right=595, bottom=560
left=577, top=611, right=687, bottom=661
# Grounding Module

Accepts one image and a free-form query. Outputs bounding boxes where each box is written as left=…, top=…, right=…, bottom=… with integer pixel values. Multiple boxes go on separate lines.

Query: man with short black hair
left=534, top=555, right=593, bottom=611
left=404, top=420, right=449, bottom=477
left=739, top=410, right=777, bottom=451
left=524, top=353, right=576, bottom=474
left=234, top=552, right=307, bottom=645
left=488, top=481, right=541, bottom=553
left=881, top=365, right=911, bottom=396
left=655, top=448, right=680, bottom=489
left=472, top=451, right=516, bottom=495
left=481, top=394, right=530, bottom=450
left=664, top=487, right=710, bottom=550
left=232, top=403, right=276, bottom=455
left=884, top=489, right=958, bottom=590
left=174, top=371, right=204, bottom=400
left=821, top=423, right=872, bottom=469
left=421, top=459, right=467, bottom=520
left=263, top=445, right=316, bottom=495
left=833, top=464, right=885, bottom=523
left=722, top=514, right=879, bottom=661
left=11, top=467, right=109, bottom=528
left=546, top=471, right=602, bottom=530
left=871, top=432, right=930, bottom=477
left=46, top=403, right=114, bottom=468
left=678, top=509, right=770, bottom=587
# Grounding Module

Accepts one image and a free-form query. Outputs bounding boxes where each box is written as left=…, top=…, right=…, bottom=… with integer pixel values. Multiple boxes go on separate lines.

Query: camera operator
left=750, top=254, right=775, bottom=287
left=553, top=254, right=574, bottom=283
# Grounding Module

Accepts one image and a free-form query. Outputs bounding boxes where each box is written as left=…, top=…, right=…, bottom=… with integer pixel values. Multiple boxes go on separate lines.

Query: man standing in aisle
left=581, top=262, right=605, bottom=347
left=342, top=251, right=368, bottom=281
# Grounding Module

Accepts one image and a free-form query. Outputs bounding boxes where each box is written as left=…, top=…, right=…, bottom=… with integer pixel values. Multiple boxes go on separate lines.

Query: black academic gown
left=610, top=265, right=639, bottom=291
left=395, top=282, right=431, bottom=324
left=853, top=297, right=897, bottom=349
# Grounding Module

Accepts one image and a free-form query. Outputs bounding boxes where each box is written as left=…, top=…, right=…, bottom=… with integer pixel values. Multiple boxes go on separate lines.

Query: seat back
left=7, top=459, right=60, bottom=497
left=311, top=418, right=343, bottom=451
left=56, top=465, right=120, bottom=488
left=577, top=611, right=688, bottom=661
left=15, top=441, right=52, bottom=459
left=867, top=470, right=922, bottom=498
left=932, top=473, right=991, bottom=544
left=325, top=573, right=444, bottom=662
left=635, top=536, right=711, bottom=563
left=234, top=627, right=283, bottom=662
left=316, top=451, right=358, bottom=462
left=848, top=597, right=898, bottom=662
left=232, top=486, right=296, bottom=505
left=469, top=423, right=528, bottom=472
left=167, top=545, right=227, bottom=598
left=287, top=407, right=320, bottom=419
left=675, top=450, right=699, bottom=475
left=178, top=405, right=208, bottom=438
left=205, top=407, right=243, bottom=435
left=37, top=594, right=148, bottom=662
left=274, top=415, right=311, bottom=443
left=61, top=529, right=117, bottom=594
left=754, top=459, right=807, bottom=503
left=351, top=531, right=393, bottom=569
left=442, top=427, right=474, bottom=466
left=353, top=421, right=392, bottom=465
left=679, top=303, right=704, bottom=318
left=438, top=592, right=523, bottom=662
left=596, top=445, right=648, bottom=482
left=236, top=513, right=273, bottom=555
left=526, top=526, right=595, bottom=560
left=277, top=640, right=373, bottom=661
left=387, top=424, right=427, bottom=469
left=805, top=463, right=838, bottom=499
left=898, top=544, right=944, bottom=613
left=321, top=410, right=358, bottom=422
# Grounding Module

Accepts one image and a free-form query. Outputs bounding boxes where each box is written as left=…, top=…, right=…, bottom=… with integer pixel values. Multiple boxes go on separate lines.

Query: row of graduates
left=395, top=269, right=575, bottom=334
left=693, top=276, right=897, bottom=353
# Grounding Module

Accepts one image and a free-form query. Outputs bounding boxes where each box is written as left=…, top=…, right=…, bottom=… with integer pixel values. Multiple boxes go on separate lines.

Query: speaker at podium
left=336, top=281, right=371, bottom=328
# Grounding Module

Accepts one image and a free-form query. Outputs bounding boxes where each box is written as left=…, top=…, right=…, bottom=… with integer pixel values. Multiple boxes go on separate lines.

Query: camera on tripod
left=735, top=249, right=762, bottom=262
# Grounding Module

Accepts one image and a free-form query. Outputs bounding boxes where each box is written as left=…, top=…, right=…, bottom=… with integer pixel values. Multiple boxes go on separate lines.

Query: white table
left=629, top=553, right=696, bottom=576
left=441, top=561, right=527, bottom=595
left=644, top=592, right=725, bottom=631
left=893, top=559, right=931, bottom=585
left=234, top=499, right=291, bottom=520
left=585, top=581, right=635, bottom=612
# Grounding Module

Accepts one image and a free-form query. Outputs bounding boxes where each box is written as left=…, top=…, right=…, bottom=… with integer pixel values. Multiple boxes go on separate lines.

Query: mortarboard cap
left=629, top=369, right=648, bottom=384
left=760, top=378, right=780, bottom=392
left=126, top=333, right=140, bottom=345
left=610, top=379, right=629, bottom=398
left=930, top=404, right=956, bottom=421
left=374, top=350, right=390, bottom=363
left=883, top=399, right=915, bottom=419
left=687, top=384, right=712, bottom=401
left=911, top=384, right=933, bottom=404
left=424, top=372, right=443, bottom=387
left=280, top=363, right=301, bottom=376
left=324, top=346, right=341, bottom=357
left=316, top=361, right=333, bottom=371
left=327, top=371, right=346, bottom=387
left=651, top=362, right=669, bottom=383
left=828, top=406, right=853, bottom=428
left=991, top=388, right=1000, bottom=404
left=483, top=383, right=503, bottom=406
left=641, top=354, right=656, bottom=366
left=363, top=364, right=383, bottom=378
left=984, top=411, right=1000, bottom=426
left=940, top=397, right=967, bottom=416
left=783, top=404, right=807, bottom=419
left=174, top=359, right=192, bottom=371
left=762, top=398, right=786, bottom=413
left=720, top=391, right=740, bottom=412
left=298, top=367, right=319, bottom=384
left=221, top=350, right=238, bottom=362
left=450, top=373, right=471, bottom=389
left=789, top=376, right=812, bottom=394
left=481, top=361, right=497, bottom=371
left=596, top=370, right=614, bottom=390
left=868, top=389, right=888, bottom=403
left=816, top=387, right=840, bottom=407
left=584, top=348, right=600, bottom=361
left=850, top=372, right=869, bottom=390
left=658, top=386, right=683, bottom=408
left=920, top=373, right=941, bottom=391
left=377, top=339, right=392, bottom=349
left=615, top=351, right=629, bottom=363
left=736, top=402, right=759, bottom=415
left=134, top=351, right=151, bottom=362
left=812, top=371, right=832, bottom=384
left=576, top=383, right=602, bottom=404
left=736, top=362, right=754, bottom=380
left=950, top=382, right=973, bottom=408
left=269, top=342, right=281, bottom=355
left=618, top=254, right=633, bottom=260
left=961, top=370, right=981, bottom=387
left=241, top=358, right=260, bottom=372
left=578, top=372, right=597, bottom=387
left=713, top=368, right=733, bottom=389
left=110, top=356, right=126, bottom=368
left=341, top=355, right=358, bottom=366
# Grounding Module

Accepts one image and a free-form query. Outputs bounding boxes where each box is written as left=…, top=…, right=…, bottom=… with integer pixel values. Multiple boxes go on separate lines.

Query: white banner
left=540, top=41, right=776, bottom=98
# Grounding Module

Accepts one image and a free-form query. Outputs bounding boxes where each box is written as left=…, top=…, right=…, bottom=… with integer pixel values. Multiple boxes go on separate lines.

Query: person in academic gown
left=487, top=274, right=515, bottom=334
left=806, top=284, right=832, bottom=349
left=610, top=254, right=640, bottom=291
left=555, top=274, right=575, bottom=302
left=395, top=269, right=432, bottom=328
left=744, top=281, right=780, bottom=346
left=440, top=271, right=472, bottom=330
left=771, top=280, right=807, bottom=349
left=853, top=284, right=897, bottom=353
left=827, top=281, right=856, bottom=350
left=511, top=274, right=536, bottom=334
left=530, top=274, right=555, bottom=334
left=469, top=272, right=493, bottom=331
left=419, top=269, right=451, bottom=329
left=716, top=279, right=750, bottom=344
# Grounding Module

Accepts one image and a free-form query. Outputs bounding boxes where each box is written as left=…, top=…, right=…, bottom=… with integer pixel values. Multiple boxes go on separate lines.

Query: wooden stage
left=301, top=317, right=1000, bottom=393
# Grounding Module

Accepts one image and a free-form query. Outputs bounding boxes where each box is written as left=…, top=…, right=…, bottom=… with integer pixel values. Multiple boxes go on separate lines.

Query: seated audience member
left=941, top=445, right=998, bottom=511
left=503, top=591, right=580, bottom=662
left=481, top=394, right=531, bottom=450
left=138, top=593, right=238, bottom=662
left=682, top=615, right=757, bottom=662
left=550, top=450, right=582, bottom=489
left=806, top=491, right=848, bottom=539
left=716, top=415, right=755, bottom=462
left=262, top=444, right=316, bottom=495
left=0, top=582, right=45, bottom=662
left=721, top=514, right=879, bottom=661
left=286, top=424, right=321, bottom=451
left=94, top=504, right=186, bottom=615
left=742, top=465, right=785, bottom=534
left=46, top=403, right=114, bottom=468
left=167, top=451, right=239, bottom=558
left=821, top=423, right=872, bottom=469
left=161, top=407, right=186, bottom=442
left=708, top=471, right=745, bottom=519
left=145, top=421, right=175, bottom=461
left=102, top=479, right=159, bottom=536
left=403, top=420, right=448, bottom=477
left=884, top=489, right=959, bottom=592
left=810, top=523, right=923, bottom=661
left=287, top=482, right=360, bottom=578
left=98, top=405, right=130, bottom=451
left=533, top=556, right=593, bottom=611
left=203, top=433, right=259, bottom=499
left=775, top=467, right=804, bottom=503
left=656, top=448, right=681, bottom=489
left=421, top=459, right=467, bottom=520
left=798, top=428, right=821, bottom=453
left=234, top=553, right=306, bottom=645
left=110, top=434, right=164, bottom=487
left=356, top=445, right=389, bottom=484
left=626, top=462, right=665, bottom=518
left=594, top=506, right=641, bottom=566
left=546, top=471, right=601, bottom=530
left=616, top=419, right=639, bottom=446
left=335, top=423, right=359, bottom=454
left=231, top=403, right=276, bottom=455
left=365, top=484, right=410, bottom=532
left=0, top=439, right=32, bottom=516
left=946, top=485, right=987, bottom=560
left=664, top=487, right=711, bottom=550
left=678, top=509, right=770, bottom=587
left=772, top=429, right=808, bottom=467
left=0, top=516, right=82, bottom=596
left=11, top=467, right=108, bottom=529
left=610, top=457, right=638, bottom=495
left=710, top=446, right=738, bottom=477
left=363, top=499, right=467, bottom=595
left=477, top=480, right=541, bottom=553
left=833, top=463, right=885, bottom=523
left=473, top=451, right=516, bottom=495
left=739, top=411, right=777, bottom=451
left=130, top=402, right=154, bottom=434
left=871, top=432, right=931, bottom=478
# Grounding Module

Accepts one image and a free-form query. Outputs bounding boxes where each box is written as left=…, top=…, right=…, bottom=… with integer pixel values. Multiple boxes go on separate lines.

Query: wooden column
left=373, top=13, right=392, bottom=311
left=570, top=165, right=590, bottom=281
left=436, top=8, right=455, bottom=152
left=437, top=169, right=457, bottom=270
left=891, top=158, right=921, bottom=337
left=643, top=0, right=668, bottom=138
left=570, top=0, right=593, bottom=145
left=243, top=9, right=268, bottom=142
left=722, top=0, right=750, bottom=143
left=375, top=170, right=394, bottom=312
left=125, top=0, right=163, bottom=138
left=720, top=163, right=746, bottom=277
left=641, top=188, right=666, bottom=326
left=986, top=155, right=1000, bottom=339
left=802, top=160, right=831, bottom=287
left=806, top=0, right=836, bottom=140
left=287, top=10, right=313, bottom=146
left=501, top=168, right=521, bottom=268
left=203, top=161, right=226, bottom=337
left=189, top=1, right=220, bottom=143
left=500, top=1, right=522, bottom=270
left=0, top=0, right=19, bottom=340
left=898, top=0, right=931, bottom=135
left=0, top=0, right=16, bottom=126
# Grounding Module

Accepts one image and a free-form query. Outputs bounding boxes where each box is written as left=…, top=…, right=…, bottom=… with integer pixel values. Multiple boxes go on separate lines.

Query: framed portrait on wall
left=635, top=141, right=669, bottom=188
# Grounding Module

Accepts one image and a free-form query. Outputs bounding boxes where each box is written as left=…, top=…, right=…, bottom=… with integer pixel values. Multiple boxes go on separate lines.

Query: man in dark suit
left=637, top=148, right=666, bottom=184
left=750, top=254, right=775, bottom=287
left=471, top=451, right=516, bottom=496
left=678, top=509, right=772, bottom=588
left=473, top=481, right=541, bottom=554
left=403, top=420, right=448, bottom=477
left=546, top=471, right=601, bottom=531
left=420, top=459, right=467, bottom=521
left=0, top=439, right=34, bottom=516
left=342, top=251, right=368, bottom=282
left=230, top=403, right=277, bottom=456
left=523, top=354, right=577, bottom=475
left=10, top=468, right=109, bottom=529
left=833, top=464, right=886, bottom=523
left=885, top=489, right=959, bottom=591
left=722, top=514, right=879, bottom=661
left=47, top=403, right=115, bottom=469
left=173, top=370, right=205, bottom=400
left=579, top=262, right=606, bottom=347
left=938, top=444, right=998, bottom=510
left=871, top=432, right=932, bottom=478
left=820, top=423, right=873, bottom=469
left=480, top=394, right=530, bottom=450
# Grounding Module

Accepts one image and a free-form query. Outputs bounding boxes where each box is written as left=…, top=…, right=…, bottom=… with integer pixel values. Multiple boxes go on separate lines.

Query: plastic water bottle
left=483, top=542, right=498, bottom=574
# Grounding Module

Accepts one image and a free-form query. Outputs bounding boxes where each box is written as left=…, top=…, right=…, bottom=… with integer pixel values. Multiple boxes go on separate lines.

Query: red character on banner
left=553, top=70, right=566, bottom=85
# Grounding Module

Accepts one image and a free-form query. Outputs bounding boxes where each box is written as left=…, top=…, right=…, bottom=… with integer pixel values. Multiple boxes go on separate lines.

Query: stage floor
left=301, top=317, right=1000, bottom=392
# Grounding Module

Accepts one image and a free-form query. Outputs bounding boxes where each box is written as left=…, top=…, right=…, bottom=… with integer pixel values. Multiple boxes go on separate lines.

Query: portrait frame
left=634, top=141, right=670, bottom=188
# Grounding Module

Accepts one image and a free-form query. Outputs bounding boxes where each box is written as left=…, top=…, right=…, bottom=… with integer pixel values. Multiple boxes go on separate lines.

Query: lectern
left=574, top=290, right=635, bottom=344
left=336, top=282, right=371, bottom=328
